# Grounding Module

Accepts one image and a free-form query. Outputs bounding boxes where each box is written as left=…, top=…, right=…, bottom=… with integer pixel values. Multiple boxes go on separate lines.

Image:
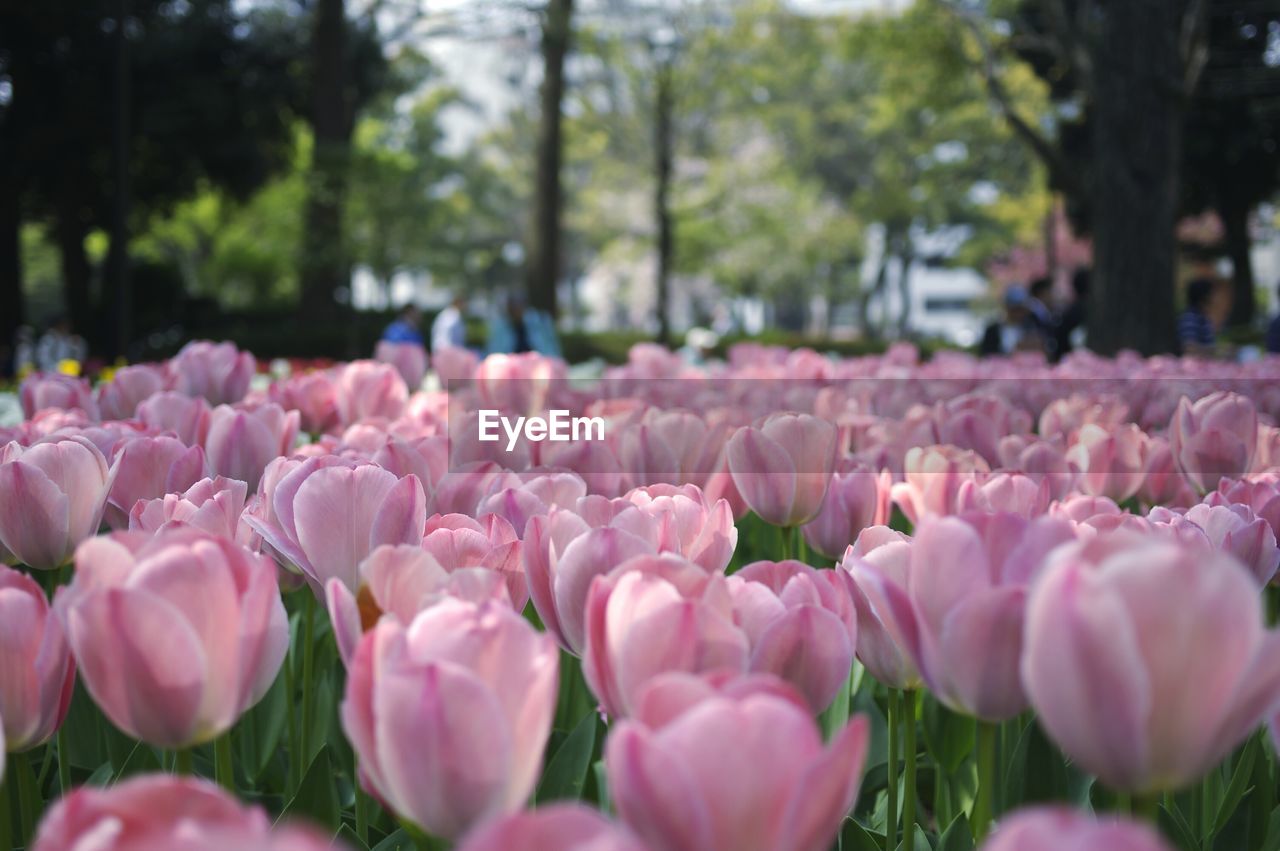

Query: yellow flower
left=56, top=359, right=82, bottom=377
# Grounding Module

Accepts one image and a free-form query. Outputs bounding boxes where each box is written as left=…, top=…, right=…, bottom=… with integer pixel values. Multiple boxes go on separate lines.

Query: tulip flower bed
left=3, top=338, right=1280, bottom=851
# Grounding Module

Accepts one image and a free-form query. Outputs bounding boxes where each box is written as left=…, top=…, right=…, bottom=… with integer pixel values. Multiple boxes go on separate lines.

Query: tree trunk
left=896, top=250, right=915, bottom=338
left=103, top=0, right=132, bottom=360
left=858, top=237, right=895, bottom=341
left=1087, top=0, right=1183, bottom=355
left=300, top=0, right=350, bottom=327
left=56, top=192, right=93, bottom=341
left=1221, top=200, right=1255, bottom=329
left=0, top=176, right=23, bottom=357
left=653, top=55, right=674, bottom=347
left=525, top=0, right=574, bottom=319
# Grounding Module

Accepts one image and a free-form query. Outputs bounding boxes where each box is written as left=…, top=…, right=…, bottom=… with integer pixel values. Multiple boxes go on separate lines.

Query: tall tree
left=299, top=0, right=352, bottom=326
left=526, top=0, right=575, bottom=319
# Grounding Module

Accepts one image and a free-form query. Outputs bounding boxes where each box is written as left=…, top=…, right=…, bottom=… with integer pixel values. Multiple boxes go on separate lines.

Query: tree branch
left=937, top=0, right=1074, bottom=197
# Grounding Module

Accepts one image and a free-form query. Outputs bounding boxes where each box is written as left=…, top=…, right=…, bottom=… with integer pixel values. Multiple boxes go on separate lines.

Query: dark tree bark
left=0, top=177, right=24, bottom=354
left=525, top=0, right=574, bottom=320
left=102, top=0, right=132, bottom=360
left=56, top=189, right=93, bottom=341
left=653, top=54, right=674, bottom=347
left=1221, top=198, right=1255, bottom=329
left=300, top=0, right=351, bottom=326
left=1086, top=0, right=1185, bottom=355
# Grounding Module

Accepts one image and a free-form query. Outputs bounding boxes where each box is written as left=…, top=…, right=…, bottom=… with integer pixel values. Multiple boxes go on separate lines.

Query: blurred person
left=1054, top=268, right=1090, bottom=360
left=382, top=304, right=425, bottom=346
left=486, top=293, right=562, bottom=357
left=1027, top=276, right=1058, bottom=361
left=35, top=315, right=88, bottom=373
left=980, top=286, right=1044, bottom=356
left=1177, top=277, right=1216, bottom=357
left=431, top=293, right=468, bottom=353
left=5, top=326, right=35, bottom=379
left=1266, top=281, right=1280, bottom=355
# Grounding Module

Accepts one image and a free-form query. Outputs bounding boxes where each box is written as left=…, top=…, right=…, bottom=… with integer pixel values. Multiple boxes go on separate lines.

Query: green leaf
left=1214, top=735, right=1259, bottom=835
left=236, top=665, right=288, bottom=781
left=937, top=813, right=974, bottom=851
left=820, top=666, right=854, bottom=742
left=284, top=748, right=340, bottom=831
left=83, top=762, right=114, bottom=788
left=923, top=698, right=974, bottom=776
left=537, top=710, right=598, bottom=803
left=838, top=818, right=883, bottom=851
left=370, top=828, right=415, bottom=851
left=592, top=760, right=610, bottom=814
left=1159, top=802, right=1200, bottom=851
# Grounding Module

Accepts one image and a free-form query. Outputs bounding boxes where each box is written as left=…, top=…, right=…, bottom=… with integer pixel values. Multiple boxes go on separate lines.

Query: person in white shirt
left=431, top=294, right=467, bottom=353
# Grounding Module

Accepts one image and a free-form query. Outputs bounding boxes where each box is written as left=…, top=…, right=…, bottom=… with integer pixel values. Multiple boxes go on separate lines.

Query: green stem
left=902, top=689, right=918, bottom=851
left=972, top=720, right=997, bottom=842
left=0, top=770, right=12, bottom=851
left=284, top=643, right=299, bottom=795
left=796, top=530, right=809, bottom=565
left=174, top=748, right=194, bottom=776
left=355, top=785, right=371, bottom=847
left=1201, top=776, right=1213, bottom=848
left=15, top=750, right=39, bottom=848
left=780, top=525, right=794, bottom=561
left=1268, top=585, right=1279, bottom=627
left=1134, top=792, right=1161, bottom=824
left=886, top=689, right=899, bottom=851
left=299, top=591, right=317, bottom=775
left=214, top=732, right=234, bottom=791
left=403, top=821, right=449, bottom=851
left=57, top=726, right=72, bottom=795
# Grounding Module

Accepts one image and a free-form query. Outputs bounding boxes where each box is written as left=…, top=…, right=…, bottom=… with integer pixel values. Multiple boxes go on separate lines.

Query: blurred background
left=2, top=0, right=1280, bottom=365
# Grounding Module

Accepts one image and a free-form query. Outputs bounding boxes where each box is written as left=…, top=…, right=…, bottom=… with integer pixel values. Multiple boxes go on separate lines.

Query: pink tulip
left=268, top=371, right=340, bottom=435
left=997, top=435, right=1075, bottom=500
left=1183, top=502, right=1280, bottom=586
left=582, top=554, right=749, bottom=718
left=955, top=473, right=1052, bottom=518
left=1023, top=536, right=1280, bottom=792
left=476, top=471, right=588, bottom=532
left=457, top=804, right=648, bottom=851
left=630, top=670, right=809, bottom=729
left=625, top=483, right=738, bottom=572
left=129, top=476, right=250, bottom=543
left=802, top=463, right=891, bottom=559
left=341, top=599, right=557, bottom=840
left=433, top=345, right=479, bottom=384
left=326, top=544, right=512, bottom=664
left=422, top=512, right=525, bottom=610
left=727, top=413, right=837, bottom=526
left=136, top=390, right=213, bottom=446
left=1139, top=435, right=1198, bottom=508
left=475, top=352, right=564, bottom=415
left=57, top=528, right=288, bottom=748
left=840, top=527, right=922, bottom=689
left=527, top=508, right=662, bottom=655
left=0, top=436, right=113, bottom=569
left=33, top=775, right=340, bottom=851
left=375, top=340, right=428, bottom=390
left=606, top=692, right=869, bottom=851
left=891, top=445, right=990, bottom=525
left=0, top=565, right=75, bottom=750
left=1038, top=394, right=1130, bottom=442
left=333, top=360, right=408, bottom=425
left=1206, top=475, right=1280, bottom=542
left=203, top=403, right=300, bottom=492
left=1066, top=423, right=1148, bottom=502
left=1169, top=391, right=1259, bottom=492
left=372, top=434, right=449, bottom=499
left=980, top=808, right=1173, bottom=851
left=104, top=435, right=207, bottom=528
left=96, top=364, right=170, bottom=421
left=20, top=373, right=98, bottom=420
left=727, top=560, right=857, bottom=713
left=242, top=456, right=426, bottom=592
left=618, top=409, right=715, bottom=485
left=1256, top=424, right=1280, bottom=473
left=171, top=340, right=255, bottom=405
left=857, top=513, right=1075, bottom=721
